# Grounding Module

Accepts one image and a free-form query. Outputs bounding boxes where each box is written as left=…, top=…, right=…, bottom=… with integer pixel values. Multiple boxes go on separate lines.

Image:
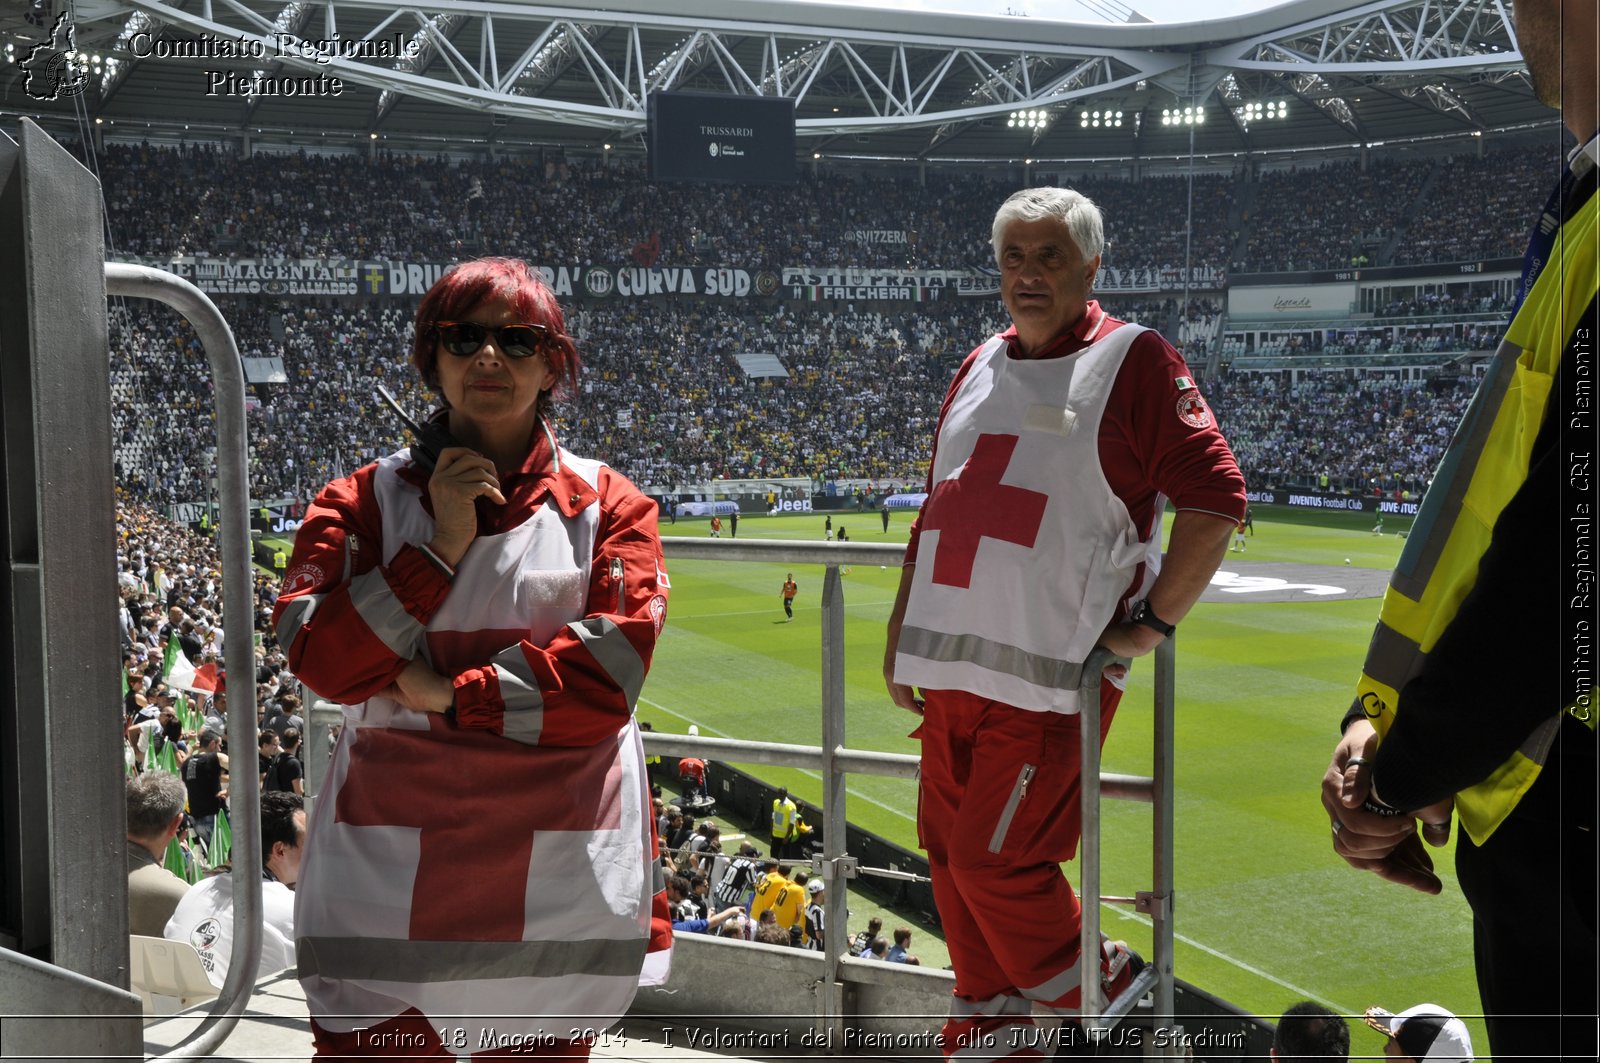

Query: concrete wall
left=631, top=933, right=1275, bottom=1061
left=631, top=932, right=954, bottom=1052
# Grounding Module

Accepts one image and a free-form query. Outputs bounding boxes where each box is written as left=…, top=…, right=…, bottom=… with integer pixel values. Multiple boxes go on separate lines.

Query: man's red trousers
left=918, top=684, right=1121, bottom=1059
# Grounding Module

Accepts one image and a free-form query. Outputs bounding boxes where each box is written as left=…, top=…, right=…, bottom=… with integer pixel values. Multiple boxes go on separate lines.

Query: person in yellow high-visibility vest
left=769, top=787, right=799, bottom=859
left=1321, top=5, right=1596, bottom=1058
left=272, top=547, right=288, bottom=575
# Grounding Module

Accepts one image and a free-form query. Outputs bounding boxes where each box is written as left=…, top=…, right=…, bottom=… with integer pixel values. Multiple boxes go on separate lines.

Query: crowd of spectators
left=1044, top=170, right=1237, bottom=276
left=1206, top=371, right=1471, bottom=496
left=1219, top=317, right=1502, bottom=363
left=115, top=498, right=297, bottom=767
left=111, top=299, right=429, bottom=505
left=97, top=139, right=1532, bottom=529
left=653, top=795, right=924, bottom=960
left=1392, top=150, right=1556, bottom=265
left=97, top=143, right=1236, bottom=276
left=1241, top=158, right=1428, bottom=273
left=109, top=295, right=1021, bottom=501
left=94, top=141, right=1552, bottom=286
left=1376, top=289, right=1511, bottom=318
left=1238, top=150, right=1554, bottom=273
left=110, top=282, right=1492, bottom=511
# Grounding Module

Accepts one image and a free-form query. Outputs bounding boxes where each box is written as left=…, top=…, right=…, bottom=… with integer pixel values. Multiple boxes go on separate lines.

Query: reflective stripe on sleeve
left=566, top=617, right=646, bottom=708
left=348, top=567, right=426, bottom=659
left=491, top=644, right=545, bottom=746
left=275, top=592, right=322, bottom=651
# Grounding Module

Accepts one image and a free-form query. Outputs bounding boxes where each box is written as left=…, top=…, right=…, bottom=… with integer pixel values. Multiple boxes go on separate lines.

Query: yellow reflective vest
left=1353, top=152, right=1598, bottom=845
left=771, top=796, right=797, bottom=840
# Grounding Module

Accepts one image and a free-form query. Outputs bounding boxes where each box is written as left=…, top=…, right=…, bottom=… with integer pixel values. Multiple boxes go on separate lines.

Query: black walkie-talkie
left=374, top=385, right=458, bottom=474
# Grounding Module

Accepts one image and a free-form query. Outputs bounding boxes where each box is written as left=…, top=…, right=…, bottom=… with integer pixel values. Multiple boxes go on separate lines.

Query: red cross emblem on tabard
left=921, top=433, right=1049, bottom=589
left=335, top=725, right=622, bottom=940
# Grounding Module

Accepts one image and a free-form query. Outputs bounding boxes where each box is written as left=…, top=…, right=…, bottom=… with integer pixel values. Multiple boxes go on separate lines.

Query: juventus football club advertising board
left=1245, top=488, right=1421, bottom=516
left=647, top=91, right=797, bottom=184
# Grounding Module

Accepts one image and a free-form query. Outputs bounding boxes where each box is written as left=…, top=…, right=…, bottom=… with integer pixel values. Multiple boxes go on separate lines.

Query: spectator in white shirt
left=164, top=792, right=304, bottom=988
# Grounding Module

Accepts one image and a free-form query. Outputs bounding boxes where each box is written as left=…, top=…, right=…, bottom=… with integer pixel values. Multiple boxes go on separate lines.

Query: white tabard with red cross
left=294, top=451, right=654, bottom=1045
left=894, top=324, right=1161, bottom=712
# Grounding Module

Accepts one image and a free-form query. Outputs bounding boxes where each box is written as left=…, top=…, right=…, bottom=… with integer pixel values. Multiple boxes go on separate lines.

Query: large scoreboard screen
left=647, top=92, right=797, bottom=185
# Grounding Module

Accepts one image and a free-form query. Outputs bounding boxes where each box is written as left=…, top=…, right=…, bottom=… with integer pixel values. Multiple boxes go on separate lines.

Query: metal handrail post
left=1152, top=637, right=1178, bottom=1037
left=104, top=263, right=263, bottom=1061
left=818, top=564, right=848, bottom=1043
left=1077, top=641, right=1173, bottom=1043
left=1076, top=648, right=1121, bottom=1035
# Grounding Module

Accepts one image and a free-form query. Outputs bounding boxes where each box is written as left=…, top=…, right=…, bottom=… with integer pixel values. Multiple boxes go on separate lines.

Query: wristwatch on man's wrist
left=1129, top=599, right=1176, bottom=638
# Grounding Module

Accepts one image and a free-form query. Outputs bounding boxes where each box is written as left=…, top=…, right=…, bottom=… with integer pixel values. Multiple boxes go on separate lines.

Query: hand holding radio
left=427, top=448, right=506, bottom=566
left=374, top=384, right=460, bottom=475
left=374, top=385, right=505, bottom=566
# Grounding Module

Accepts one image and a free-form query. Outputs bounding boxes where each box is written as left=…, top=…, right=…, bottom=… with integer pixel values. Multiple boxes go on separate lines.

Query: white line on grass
left=1102, top=906, right=1353, bottom=1014
left=637, top=696, right=915, bottom=825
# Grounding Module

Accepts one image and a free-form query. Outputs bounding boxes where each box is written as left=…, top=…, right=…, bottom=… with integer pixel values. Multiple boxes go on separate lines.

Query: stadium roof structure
left=0, top=0, right=1555, bottom=162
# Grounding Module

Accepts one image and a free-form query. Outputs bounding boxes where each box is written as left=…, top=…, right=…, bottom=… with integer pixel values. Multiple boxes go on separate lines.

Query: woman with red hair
left=274, top=257, right=671, bottom=1059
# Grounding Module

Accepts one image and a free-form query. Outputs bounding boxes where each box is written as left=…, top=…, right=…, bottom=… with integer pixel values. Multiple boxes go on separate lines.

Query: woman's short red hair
left=410, top=257, right=580, bottom=408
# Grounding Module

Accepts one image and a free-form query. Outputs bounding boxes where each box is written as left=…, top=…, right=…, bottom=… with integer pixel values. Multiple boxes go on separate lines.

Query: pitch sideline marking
left=639, top=697, right=1349, bottom=1010
left=1103, top=907, right=1352, bottom=1014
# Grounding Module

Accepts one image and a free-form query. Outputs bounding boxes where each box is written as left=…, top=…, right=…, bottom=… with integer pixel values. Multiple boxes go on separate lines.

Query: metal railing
left=105, top=263, right=265, bottom=1062
left=631, top=536, right=1178, bottom=1045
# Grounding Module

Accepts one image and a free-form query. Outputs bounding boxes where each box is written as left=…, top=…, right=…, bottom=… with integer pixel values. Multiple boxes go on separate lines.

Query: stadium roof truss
left=0, top=0, right=1551, bottom=161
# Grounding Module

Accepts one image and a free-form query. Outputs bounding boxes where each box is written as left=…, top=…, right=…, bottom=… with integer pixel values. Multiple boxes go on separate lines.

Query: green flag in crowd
left=162, top=635, right=179, bottom=681
left=208, top=808, right=232, bottom=870
left=121, top=666, right=129, bottom=699
left=175, top=691, right=198, bottom=732
left=163, top=835, right=198, bottom=885
left=154, top=736, right=180, bottom=776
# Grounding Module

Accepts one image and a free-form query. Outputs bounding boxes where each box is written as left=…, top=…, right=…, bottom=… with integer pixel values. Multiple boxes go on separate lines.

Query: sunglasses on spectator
left=433, top=321, right=554, bottom=359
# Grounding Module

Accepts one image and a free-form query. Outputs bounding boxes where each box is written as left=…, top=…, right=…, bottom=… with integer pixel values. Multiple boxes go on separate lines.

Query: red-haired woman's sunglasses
left=434, top=321, right=554, bottom=359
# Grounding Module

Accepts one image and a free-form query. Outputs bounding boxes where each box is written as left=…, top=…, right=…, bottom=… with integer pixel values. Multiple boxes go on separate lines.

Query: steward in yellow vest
left=1323, top=27, right=1597, bottom=1054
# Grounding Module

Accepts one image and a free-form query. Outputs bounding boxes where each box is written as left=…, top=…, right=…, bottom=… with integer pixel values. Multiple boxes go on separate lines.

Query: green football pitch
left=647, top=507, right=1482, bottom=1052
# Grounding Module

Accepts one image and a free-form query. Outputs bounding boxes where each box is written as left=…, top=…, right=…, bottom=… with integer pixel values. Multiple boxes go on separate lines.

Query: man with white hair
left=884, top=186, right=1244, bottom=1055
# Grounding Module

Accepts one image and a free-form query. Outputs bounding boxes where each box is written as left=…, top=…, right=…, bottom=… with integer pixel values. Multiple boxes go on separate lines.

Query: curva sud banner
left=109, top=256, right=1224, bottom=303
left=115, top=257, right=791, bottom=301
